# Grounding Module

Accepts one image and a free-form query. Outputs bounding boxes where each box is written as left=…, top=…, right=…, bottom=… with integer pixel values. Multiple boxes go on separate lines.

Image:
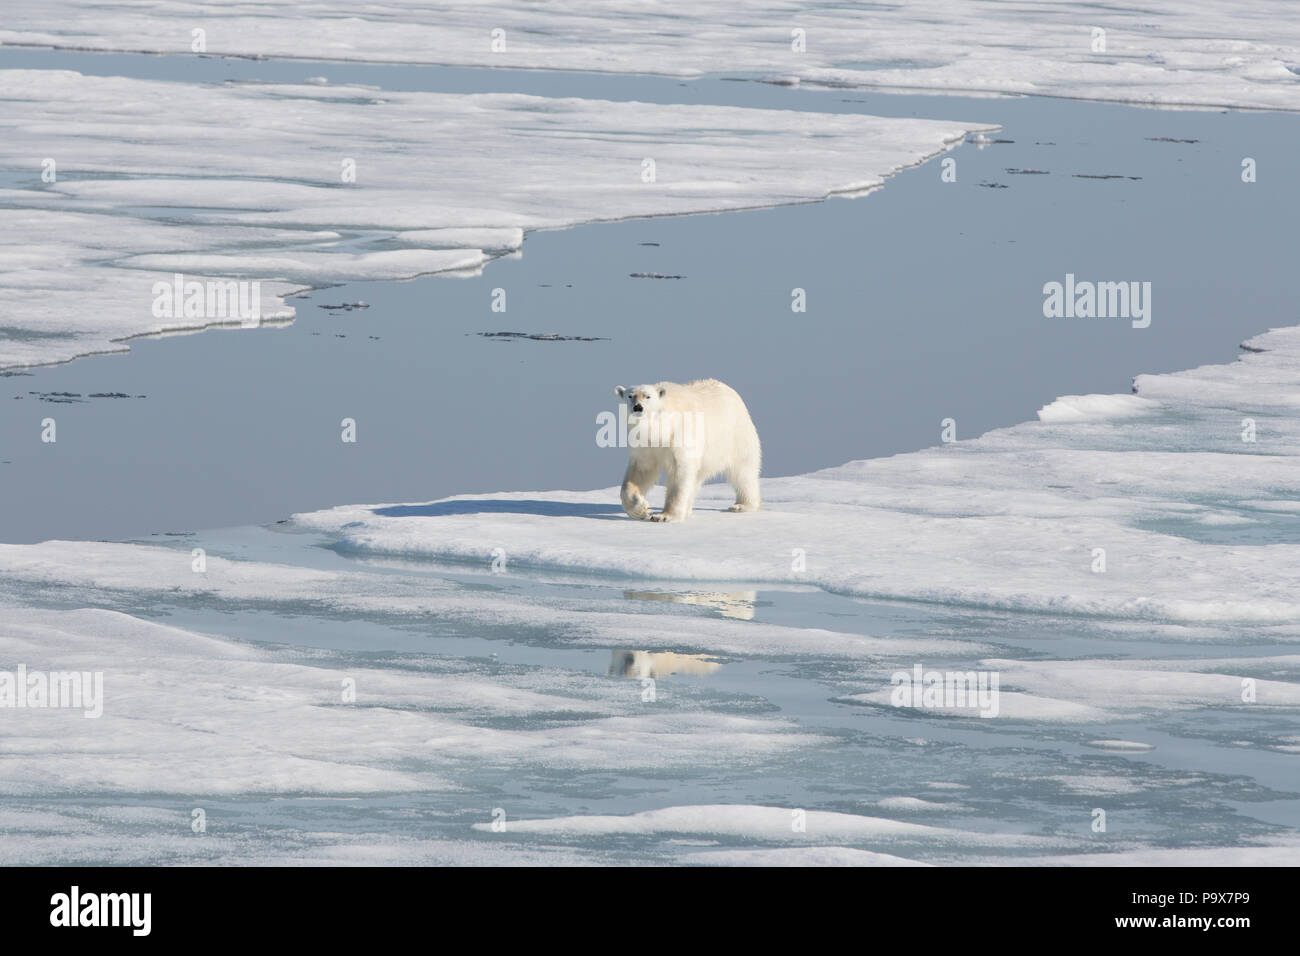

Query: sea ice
left=0, top=605, right=823, bottom=797
left=0, top=69, right=988, bottom=368
left=288, top=324, right=1300, bottom=627
left=3, top=1, right=1298, bottom=109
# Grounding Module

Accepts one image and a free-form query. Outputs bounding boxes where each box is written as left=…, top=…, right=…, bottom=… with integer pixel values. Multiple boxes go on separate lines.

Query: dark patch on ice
left=977, top=182, right=1008, bottom=189
left=1035, top=141, right=1057, bottom=146
left=0, top=326, right=78, bottom=341
left=88, top=392, right=132, bottom=399
left=630, top=272, right=684, bottom=279
left=1146, top=137, right=1199, bottom=144
left=639, top=242, right=661, bottom=247
left=1074, top=173, right=1143, bottom=180
left=473, top=331, right=608, bottom=342
left=317, top=301, right=369, bottom=311
left=1005, top=168, right=1049, bottom=175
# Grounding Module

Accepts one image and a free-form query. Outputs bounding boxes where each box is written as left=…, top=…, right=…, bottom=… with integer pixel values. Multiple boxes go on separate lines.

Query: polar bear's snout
left=614, top=384, right=663, bottom=419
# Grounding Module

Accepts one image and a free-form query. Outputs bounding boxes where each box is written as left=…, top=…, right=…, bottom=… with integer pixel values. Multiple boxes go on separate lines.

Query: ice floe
left=0, top=69, right=988, bottom=368
left=0, top=604, right=822, bottom=797
left=843, top=657, right=1300, bottom=722
left=3, top=1, right=1299, bottom=110
left=0, top=540, right=981, bottom=663
left=684, top=846, right=931, bottom=866
left=288, top=322, right=1300, bottom=626
left=469, top=804, right=1058, bottom=847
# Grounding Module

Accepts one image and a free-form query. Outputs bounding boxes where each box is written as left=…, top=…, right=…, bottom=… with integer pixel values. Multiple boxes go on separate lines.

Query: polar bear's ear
left=658, top=387, right=666, bottom=398
left=614, top=385, right=627, bottom=399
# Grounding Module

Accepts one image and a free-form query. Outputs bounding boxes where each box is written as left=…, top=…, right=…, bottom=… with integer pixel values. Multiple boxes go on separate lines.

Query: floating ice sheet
left=289, top=324, right=1300, bottom=626
left=2, top=2, right=1298, bottom=110
left=0, top=69, right=988, bottom=368
left=843, top=657, right=1300, bottom=722
left=0, top=605, right=822, bottom=798
left=468, top=803, right=1059, bottom=848
left=0, top=539, right=982, bottom=668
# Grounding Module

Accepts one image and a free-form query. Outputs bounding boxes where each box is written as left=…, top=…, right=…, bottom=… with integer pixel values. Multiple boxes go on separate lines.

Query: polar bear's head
left=614, top=384, right=666, bottom=422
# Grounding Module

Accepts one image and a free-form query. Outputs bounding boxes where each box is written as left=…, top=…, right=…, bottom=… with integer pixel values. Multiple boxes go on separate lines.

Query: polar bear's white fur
left=613, top=378, right=761, bottom=523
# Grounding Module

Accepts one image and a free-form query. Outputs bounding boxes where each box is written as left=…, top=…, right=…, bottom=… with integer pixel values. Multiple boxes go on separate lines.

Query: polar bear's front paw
left=650, top=512, right=683, bottom=523
left=726, top=503, right=759, bottom=513
left=624, top=496, right=651, bottom=520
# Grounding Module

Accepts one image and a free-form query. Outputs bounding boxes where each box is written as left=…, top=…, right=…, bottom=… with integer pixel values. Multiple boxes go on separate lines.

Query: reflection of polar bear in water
left=614, top=379, right=761, bottom=523
left=608, top=650, right=723, bottom=679
left=624, top=590, right=757, bottom=621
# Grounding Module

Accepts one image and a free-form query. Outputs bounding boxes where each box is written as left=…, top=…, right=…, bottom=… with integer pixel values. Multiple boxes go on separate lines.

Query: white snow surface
left=0, top=540, right=978, bottom=663
left=685, top=846, right=932, bottom=867
left=469, top=803, right=1058, bottom=847
left=3, top=1, right=1299, bottom=110
left=0, top=68, right=987, bottom=368
left=844, top=657, right=1300, bottom=722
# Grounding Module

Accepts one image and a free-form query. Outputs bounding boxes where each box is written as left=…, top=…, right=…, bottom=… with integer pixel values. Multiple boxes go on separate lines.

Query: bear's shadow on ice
left=373, top=500, right=624, bottom=519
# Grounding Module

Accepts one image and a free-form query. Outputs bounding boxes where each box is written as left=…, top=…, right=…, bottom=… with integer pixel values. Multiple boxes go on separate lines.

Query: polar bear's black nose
left=633, top=403, right=643, bottom=413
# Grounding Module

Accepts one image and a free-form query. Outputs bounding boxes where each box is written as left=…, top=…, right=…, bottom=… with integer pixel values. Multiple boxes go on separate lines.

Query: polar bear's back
left=660, top=378, right=761, bottom=480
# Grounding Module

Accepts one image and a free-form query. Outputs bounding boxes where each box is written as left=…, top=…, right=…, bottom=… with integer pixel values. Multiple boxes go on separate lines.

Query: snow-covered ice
left=844, top=657, right=1300, bottom=723
left=0, top=604, right=823, bottom=798
left=3, top=11, right=1298, bottom=866
left=3, top=1, right=1299, bottom=110
left=0, top=540, right=981, bottom=664
left=0, top=69, right=989, bottom=368
left=288, top=324, right=1300, bottom=625
left=468, top=804, right=1058, bottom=847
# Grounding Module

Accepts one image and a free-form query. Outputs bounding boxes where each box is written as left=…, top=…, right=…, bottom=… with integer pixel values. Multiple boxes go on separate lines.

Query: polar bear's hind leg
left=726, top=462, right=761, bottom=513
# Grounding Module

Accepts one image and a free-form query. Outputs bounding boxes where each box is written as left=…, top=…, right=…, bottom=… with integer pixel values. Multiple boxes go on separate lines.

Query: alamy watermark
left=50, top=886, right=150, bottom=936
left=596, top=405, right=704, bottom=449
left=151, top=273, right=261, bottom=327
left=890, top=664, right=1000, bottom=718
left=0, top=664, right=103, bottom=718
left=1043, top=273, right=1151, bottom=328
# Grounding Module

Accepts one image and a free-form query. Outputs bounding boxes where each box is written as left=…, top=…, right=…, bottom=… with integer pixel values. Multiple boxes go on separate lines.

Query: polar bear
left=614, top=378, right=761, bottom=523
